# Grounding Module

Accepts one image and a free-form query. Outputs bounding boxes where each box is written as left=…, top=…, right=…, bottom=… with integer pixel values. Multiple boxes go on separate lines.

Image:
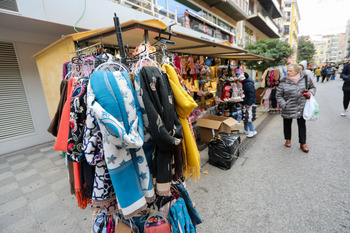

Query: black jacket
left=341, top=63, right=350, bottom=92
left=242, top=78, right=256, bottom=106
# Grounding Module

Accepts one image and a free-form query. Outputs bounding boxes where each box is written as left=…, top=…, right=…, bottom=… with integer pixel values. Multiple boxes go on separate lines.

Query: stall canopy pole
left=113, top=13, right=127, bottom=65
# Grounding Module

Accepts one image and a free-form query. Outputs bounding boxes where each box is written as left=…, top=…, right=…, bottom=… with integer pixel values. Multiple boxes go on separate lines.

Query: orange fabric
left=73, top=162, right=90, bottom=209
left=54, top=77, right=75, bottom=152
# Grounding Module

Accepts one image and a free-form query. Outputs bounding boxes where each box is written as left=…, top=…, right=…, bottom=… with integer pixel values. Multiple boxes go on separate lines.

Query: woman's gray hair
left=288, top=63, right=302, bottom=73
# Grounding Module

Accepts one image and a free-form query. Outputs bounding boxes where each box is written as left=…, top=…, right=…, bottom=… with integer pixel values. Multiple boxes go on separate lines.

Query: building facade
left=344, top=19, right=350, bottom=60
left=312, top=33, right=345, bottom=65
left=282, top=0, right=300, bottom=59
left=0, top=0, right=283, bottom=154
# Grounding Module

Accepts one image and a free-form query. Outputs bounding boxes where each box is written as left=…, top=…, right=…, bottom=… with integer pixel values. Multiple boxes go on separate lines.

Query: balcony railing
left=251, top=1, right=280, bottom=29
left=117, top=0, right=178, bottom=23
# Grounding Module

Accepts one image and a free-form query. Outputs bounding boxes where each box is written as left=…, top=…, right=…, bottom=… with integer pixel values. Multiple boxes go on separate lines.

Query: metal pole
left=144, top=29, right=150, bottom=44
left=113, top=13, right=127, bottom=65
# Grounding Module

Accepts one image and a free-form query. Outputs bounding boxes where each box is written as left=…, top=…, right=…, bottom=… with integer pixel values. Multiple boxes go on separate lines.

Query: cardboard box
left=196, top=116, right=237, bottom=143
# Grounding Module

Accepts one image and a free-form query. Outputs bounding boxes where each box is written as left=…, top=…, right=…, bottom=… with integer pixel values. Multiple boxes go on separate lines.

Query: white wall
left=0, top=41, right=54, bottom=155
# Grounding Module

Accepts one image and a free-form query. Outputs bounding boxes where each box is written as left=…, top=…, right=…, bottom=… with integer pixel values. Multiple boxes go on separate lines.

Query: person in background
left=340, top=59, right=350, bottom=116
left=326, top=65, right=332, bottom=81
left=276, top=63, right=316, bottom=153
left=239, top=72, right=257, bottom=138
left=314, top=66, right=322, bottom=82
left=321, top=66, right=327, bottom=83
left=299, top=60, right=313, bottom=80
left=331, top=65, right=336, bottom=80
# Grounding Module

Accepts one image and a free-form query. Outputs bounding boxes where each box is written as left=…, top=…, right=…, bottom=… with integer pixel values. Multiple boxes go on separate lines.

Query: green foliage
left=297, top=38, right=316, bottom=63
left=244, top=39, right=293, bottom=72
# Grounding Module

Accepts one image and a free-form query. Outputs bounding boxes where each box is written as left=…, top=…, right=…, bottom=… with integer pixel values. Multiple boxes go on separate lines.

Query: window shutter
left=0, top=0, right=18, bottom=12
left=0, top=41, right=35, bottom=140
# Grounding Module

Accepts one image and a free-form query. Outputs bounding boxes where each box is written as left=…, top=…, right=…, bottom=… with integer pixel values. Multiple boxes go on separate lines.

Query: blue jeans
left=316, top=76, right=320, bottom=82
left=244, top=121, right=255, bottom=132
left=331, top=74, right=335, bottom=80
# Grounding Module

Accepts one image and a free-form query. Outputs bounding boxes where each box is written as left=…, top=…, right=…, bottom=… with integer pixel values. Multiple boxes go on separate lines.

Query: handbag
left=303, top=76, right=319, bottom=121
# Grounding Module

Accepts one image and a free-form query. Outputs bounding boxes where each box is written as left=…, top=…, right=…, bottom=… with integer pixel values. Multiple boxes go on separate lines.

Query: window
left=285, top=3, right=291, bottom=7
left=0, top=0, right=18, bottom=12
left=283, top=25, right=290, bottom=34
left=245, top=27, right=253, bottom=45
left=286, top=11, right=291, bottom=21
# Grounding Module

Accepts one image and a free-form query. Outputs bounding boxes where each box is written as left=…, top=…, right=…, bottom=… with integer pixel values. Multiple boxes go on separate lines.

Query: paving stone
left=15, top=168, right=38, bottom=181
left=24, top=186, right=52, bottom=202
left=50, top=177, right=69, bottom=191
left=39, top=145, right=53, bottom=152
left=0, top=181, right=19, bottom=195
left=15, top=164, right=35, bottom=174
left=0, top=196, right=27, bottom=217
left=41, top=167, right=67, bottom=184
left=0, top=165, right=12, bottom=173
left=3, top=215, right=40, bottom=233
left=27, top=152, right=44, bottom=161
left=34, top=203, right=67, bottom=224
left=0, top=170, right=14, bottom=181
left=6, top=154, right=25, bottom=163
left=32, top=159, right=56, bottom=172
left=53, top=158, right=66, bottom=166
left=0, top=162, right=10, bottom=170
left=0, top=206, right=32, bottom=228
left=29, top=192, right=59, bottom=213
left=10, top=160, right=31, bottom=171
left=0, top=176, right=17, bottom=189
left=0, top=187, right=22, bottom=205
left=21, top=179, right=47, bottom=194
left=17, top=173, right=42, bottom=186
left=45, top=151, right=61, bottom=159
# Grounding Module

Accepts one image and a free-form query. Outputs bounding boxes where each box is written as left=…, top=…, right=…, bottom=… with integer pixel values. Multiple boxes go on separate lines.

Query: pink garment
left=287, top=73, right=300, bottom=84
left=263, top=88, right=272, bottom=109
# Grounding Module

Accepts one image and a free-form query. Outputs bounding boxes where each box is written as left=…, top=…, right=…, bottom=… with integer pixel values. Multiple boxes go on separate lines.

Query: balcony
left=200, top=0, right=249, bottom=21
left=258, top=0, right=283, bottom=18
left=248, top=3, right=280, bottom=38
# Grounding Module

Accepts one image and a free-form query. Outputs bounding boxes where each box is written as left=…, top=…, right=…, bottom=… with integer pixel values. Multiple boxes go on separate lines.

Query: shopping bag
left=303, top=94, right=319, bottom=121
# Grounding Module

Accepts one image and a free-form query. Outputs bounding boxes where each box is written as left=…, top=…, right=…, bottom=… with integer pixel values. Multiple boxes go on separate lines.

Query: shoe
left=285, top=140, right=291, bottom=147
left=300, top=144, right=309, bottom=153
left=341, top=110, right=348, bottom=116
left=239, top=130, right=249, bottom=135
left=247, top=131, right=257, bottom=138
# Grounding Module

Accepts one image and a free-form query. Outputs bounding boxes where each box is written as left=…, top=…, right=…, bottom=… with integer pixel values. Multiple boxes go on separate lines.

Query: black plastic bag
left=208, top=132, right=240, bottom=170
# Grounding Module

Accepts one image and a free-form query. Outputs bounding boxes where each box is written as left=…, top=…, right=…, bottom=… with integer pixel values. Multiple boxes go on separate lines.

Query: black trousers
left=343, top=91, right=350, bottom=110
left=283, top=117, right=306, bottom=144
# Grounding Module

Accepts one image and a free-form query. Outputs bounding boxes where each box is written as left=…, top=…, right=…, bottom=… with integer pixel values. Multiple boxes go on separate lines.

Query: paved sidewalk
left=0, top=108, right=269, bottom=233
left=0, top=144, right=91, bottom=233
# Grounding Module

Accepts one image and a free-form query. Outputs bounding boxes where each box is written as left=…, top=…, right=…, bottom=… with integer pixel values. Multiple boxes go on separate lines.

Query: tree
left=244, top=39, right=293, bottom=72
left=297, top=38, right=316, bottom=63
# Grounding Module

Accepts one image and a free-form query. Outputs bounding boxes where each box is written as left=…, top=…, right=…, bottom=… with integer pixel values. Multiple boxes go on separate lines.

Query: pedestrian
left=321, top=66, right=327, bottom=83
left=340, top=59, right=350, bottom=116
left=331, top=65, right=336, bottom=80
left=326, top=65, right=332, bottom=81
left=239, top=72, right=257, bottom=138
left=299, top=60, right=313, bottom=80
left=314, top=66, right=321, bottom=82
left=276, top=63, right=316, bottom=153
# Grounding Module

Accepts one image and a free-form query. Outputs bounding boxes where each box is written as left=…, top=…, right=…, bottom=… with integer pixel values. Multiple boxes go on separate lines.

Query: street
left=187, top=76, right=350, bottom=232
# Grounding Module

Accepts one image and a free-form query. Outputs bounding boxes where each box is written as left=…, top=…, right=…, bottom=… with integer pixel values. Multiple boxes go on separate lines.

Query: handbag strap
left=304, top=75, right=308, bottom=92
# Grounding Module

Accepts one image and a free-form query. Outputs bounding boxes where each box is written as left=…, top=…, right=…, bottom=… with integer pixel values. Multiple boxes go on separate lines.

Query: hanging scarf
left=139, top=66, right=183, bottom=195
left=287, top=72, right=300, bottom=84
left=169, top=197, right=196, bottom=233
left=162, top=64, right=200, bottom=181
left=84, top=108, right=118, bottom=214
left=73, top=161, right=91, bottom=209
left=88, top=71, right=154, bottom=218
left=54, top=77, right=76, bottom=152
left=67, top=77, right=89, bottom=162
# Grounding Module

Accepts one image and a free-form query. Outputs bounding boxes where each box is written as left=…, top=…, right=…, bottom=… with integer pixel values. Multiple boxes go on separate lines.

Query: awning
left=247, top=13, right=280, bottom=38
left=216, top=53, right=274, bottom=61
left=73, top=19, right=247, bottom=55
left=200, top=0, right=248, bottom=21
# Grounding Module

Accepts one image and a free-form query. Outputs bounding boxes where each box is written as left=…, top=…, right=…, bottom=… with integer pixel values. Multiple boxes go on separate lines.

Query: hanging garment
left=270, top=88, right=278, bottom=108
left=263, top=88, right=272, bottom=109
left=176, top=184, right=202, bottom=227
left=47, top=79, right=68, bottom=137
left=139, top=66, right=183, bottom=195
left=55, top=77, right=76, bottom=152
left=67, top=77, right=89, bottom=162
left=169, top=198, right=196, bottom=233
left=73, top=161, right=91, bottom=209
left=88, top=71, right=154, bottom=218
left=162, top=64, right=200, bottom=181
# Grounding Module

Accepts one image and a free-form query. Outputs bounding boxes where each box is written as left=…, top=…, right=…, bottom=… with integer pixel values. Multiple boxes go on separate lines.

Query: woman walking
left=276, top=63, right=316, bottom=153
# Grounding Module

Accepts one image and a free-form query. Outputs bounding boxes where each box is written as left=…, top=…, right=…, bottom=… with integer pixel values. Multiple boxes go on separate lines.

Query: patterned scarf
left=88, top=71, right=154, bottom=218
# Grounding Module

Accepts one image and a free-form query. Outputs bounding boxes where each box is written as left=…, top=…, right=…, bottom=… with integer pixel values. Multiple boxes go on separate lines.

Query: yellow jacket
left=162, top=64, right=200, bottom=181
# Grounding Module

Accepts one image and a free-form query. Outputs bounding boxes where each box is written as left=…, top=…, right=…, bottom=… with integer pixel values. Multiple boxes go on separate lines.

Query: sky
left=298, top=0, right=350, bottom=36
